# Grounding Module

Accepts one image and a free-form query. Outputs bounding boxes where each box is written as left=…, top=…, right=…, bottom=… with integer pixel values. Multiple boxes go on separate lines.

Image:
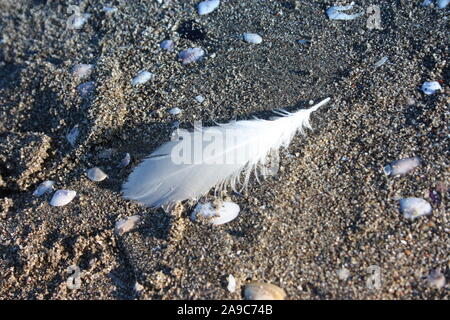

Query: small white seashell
left=243, top=33, right=262, bottom=44
left=244, top=282, right=286, bottom=300
left=438, top=0, right=450, bottom=8
left=191, top=201, right=240, bottom=225
left=384, top=157, right=421, bottom=176
left=421, top=81, right=442, bottom=95
left=66, top=125, right=79, bottom=146
left=132, top=71, right=155, bottom=86
left=115, top=215, right=141, bottom=235
left=134, top=282, right=144, bottom=292
left=72, top=64, right=93, bottom=80
left=178, top=48, right=205, bottom=65
left=50, top=190, right=76, bottom=207
left=87, top=167, right=108, bottom=182
left=168, top=107, right=182, bottom=115
left=195, top=95, right=205, bottom=103
left=33, top=180, right=55, bottom=197
left=227, top=274, right=236, bottom=293
left=198, top=0, right=220, bottom=15
left=117, top=153, right=131, bottom=168
left=399, top=198, right=432, bottom=220
left=427, top=269, right=446, bottom=289
left=326, top=3, right=364, bottom=20
left=374, top=56, right=388, bottom=68
left=160, top=39, right=175, bottom=51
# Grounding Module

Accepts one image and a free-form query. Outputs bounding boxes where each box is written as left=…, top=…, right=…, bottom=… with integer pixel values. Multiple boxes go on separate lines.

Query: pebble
left=399, top=198, right=432, bottom=220
left=178, top=48, right=205, bottom=65
left=115, top=215, right=141, bottom=235
left=244, top=282, right=286, bottom=300
left=383, top=157, right=421, bottom=176
left=168, top=107, right=182, bottom=115
left=243, top=33, right=262, bottom=44
left=198, top=0, right=220, bottom=15
left=191, top=201, right=240, bottom=225
left=33, top=180, right=55, bottom=197
left=227, top=274, right=236, bottom=293
left=71, top=64, right=93, bottom=80
left=50, top=190, right=77, bottom=207
left=160, top=39, right=175, bottom=51
left=132, top=71, right=155, bottom=86
left=195, top=95, right=205, bottom=103
left=421, top=81, right=442, bottom=95
left=87, top=167, right=108, bottom=182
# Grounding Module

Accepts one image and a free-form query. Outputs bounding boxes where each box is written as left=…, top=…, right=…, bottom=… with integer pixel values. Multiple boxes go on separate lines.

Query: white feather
left=122, top=98, right=330, bottom=208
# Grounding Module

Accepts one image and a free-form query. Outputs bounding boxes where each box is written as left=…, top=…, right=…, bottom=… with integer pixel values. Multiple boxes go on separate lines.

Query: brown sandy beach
left=0, top=0, right=448, bottom=299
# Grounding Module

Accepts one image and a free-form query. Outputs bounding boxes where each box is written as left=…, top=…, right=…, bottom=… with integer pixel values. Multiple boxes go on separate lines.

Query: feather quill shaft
left=122, top=98, right=330, bottom=207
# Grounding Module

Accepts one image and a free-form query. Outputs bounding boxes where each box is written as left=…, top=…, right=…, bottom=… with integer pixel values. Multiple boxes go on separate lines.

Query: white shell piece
left=132, top=71, right=155, bottom=86
left=115, top=215, right=141, bottom=235
left=399, top=198, right=432, bottom=220
left=383, top=157, right=421, bottom=176
left=50, top=190, right=77, bottom=207
left=33, top=180, right=55, bottom=197
left=421, top=81, right=442, bottom=95
left=243, top=33, right=262, bottom=44
left=198, top=0, right=220, bottom=15
left=87, top=167, right=108, bottom=182
left=191, top=201, right=240, bottom=225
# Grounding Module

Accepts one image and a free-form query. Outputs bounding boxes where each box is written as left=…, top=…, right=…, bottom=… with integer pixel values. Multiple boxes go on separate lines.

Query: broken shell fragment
left=227, top=274, right=236, bottom=293
left=160, top=39, right=175, bottom=51
left=66, top=125, right=79, bottom=146
left=115, top=215, right=141, bottom=235
left=132, top=71, right=155, bottom=86
left=326, top=4, right=364, bottom=20
left=421, top=81, right=442, bottom=95
left=50, top=190, right=76, bottom=207
left=384, top=157, right=421, bottom=176
left=117, top=153, right=131, bottom=168
left=178, top=48, right=205, bottom=65
left=399, top=198, right=432, bottom=220
left=33, top=180, right=55, bottom=197
left=87, top=167, right=108, bottom=182
left=244, top=282, right=286, bottom=300
left=427, top=269, right=446, bottom=289
left=191, top=201, right=240, bottom=225
left=71, top=64, right=93, bottom=80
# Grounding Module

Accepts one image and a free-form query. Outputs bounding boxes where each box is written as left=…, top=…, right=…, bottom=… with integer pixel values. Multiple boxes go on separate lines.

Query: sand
left=0, top=0, right=448, bottom=299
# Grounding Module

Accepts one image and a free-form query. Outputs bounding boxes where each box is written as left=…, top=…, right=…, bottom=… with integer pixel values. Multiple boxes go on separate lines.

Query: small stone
left=427, top=269, right=446, bottom=289
left=421, top=81, right=442, bottom=95
left=160, top=39, right=175, bottom=51
left=71, top=64, right=93, bottom=80
left=337, top=267, right=350, bottom=281
left=399, top=198, right=432, bottom=220
left=178, top=48, right=205, bottom=65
